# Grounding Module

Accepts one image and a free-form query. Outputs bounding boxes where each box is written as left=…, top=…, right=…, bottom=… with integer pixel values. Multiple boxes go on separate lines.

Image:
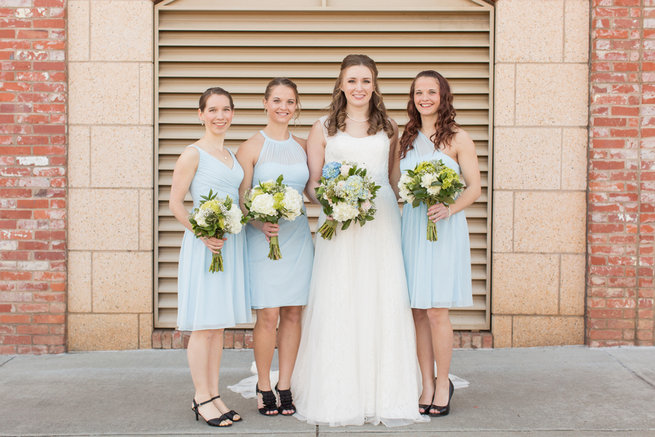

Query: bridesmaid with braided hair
left=399, top=70, right=481, bottom=417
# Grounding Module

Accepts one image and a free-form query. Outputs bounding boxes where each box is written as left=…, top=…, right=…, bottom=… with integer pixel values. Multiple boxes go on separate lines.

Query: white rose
left=282, top=187, right=303, bottom=221
left=225, top=205, right=243, bottom=234
left=399, top=173, right=412, bottom=188
left=332, top=202, right=359, bottom=222
left=420, top=173, right=437, bottom=190
left=399, top=186, right=415, bottom=203
left=340, top=164, right=352, bottom=176
left=250, top=193, right=276, bottom=216
left=361, top=200, right=372, bottom=212
left=427, top=185, right=441, bottom=196
left=194, top=209, right=209, bottom=227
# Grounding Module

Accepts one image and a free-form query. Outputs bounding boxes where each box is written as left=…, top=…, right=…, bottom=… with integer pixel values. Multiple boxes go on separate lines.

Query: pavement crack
left=605, top=349, right=655, bottom=390
left=0, top=356, right=15, bottom=368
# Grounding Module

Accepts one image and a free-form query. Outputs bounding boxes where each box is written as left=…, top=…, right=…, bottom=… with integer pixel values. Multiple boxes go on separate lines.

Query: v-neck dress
left=177, top=145, right=252, bottom=331
left=399, top=132, right=473, bottom=308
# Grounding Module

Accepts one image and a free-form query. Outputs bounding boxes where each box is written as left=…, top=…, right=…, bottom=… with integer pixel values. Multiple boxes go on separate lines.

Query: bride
left=291, top=54, right=425, bottom=427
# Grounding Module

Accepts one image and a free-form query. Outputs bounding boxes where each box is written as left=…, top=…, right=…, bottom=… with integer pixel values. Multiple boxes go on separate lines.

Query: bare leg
left=413, top=308, right=435, bottom=412
left=254, top=307, right=280, bottom=415
left=277, top=305, right=302, bottom=414
left=207, top=330, right=239, bottom=420
left=427, top=308, right=453, bottom=408
left=187, top=329, right=230, bottom=425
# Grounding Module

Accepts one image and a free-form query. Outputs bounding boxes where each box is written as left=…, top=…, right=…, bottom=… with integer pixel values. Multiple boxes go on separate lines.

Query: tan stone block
left=90, top=0, right=153, bottom=61
left=67, top=251, right=91, bottom=312
left=492, top=253, right=559, bottom=315
left=492, top=315, right=512, bottom=348
left=516, top=64, right=588, bottom=126
left=496, top=0, right=564, bottom=62
left=560, top=254, right=585, bottom=315
left=562, top=128, right=588, bottom=190
left=514, top=191, right=586, bottom=253
left=68, top=126, right=90, bottom=187
left=139, top=189, right=153, bottom=251
left=139, top=63, right=153, bottom=125
left=565, top=0, right=590, bottom=62
left=90, top=126, right=152, bottom=188
left=69, top=62, right=139, bottom=124
left=139, top=314, right=153, bottom=349
left=92, top=252, right=152, bottom=313
left=67, top=0, right=89, bottom=61
left=68, top=189, right=139, bottom=250
left=68, top=314, right=138, bottom=351
left=492, top=190, right=513, bottom=252
left=494, top=128, right=561, bottom=190
left=494, top=64, right=515, bottom=126
left=513, top=316, right=584, bottom=347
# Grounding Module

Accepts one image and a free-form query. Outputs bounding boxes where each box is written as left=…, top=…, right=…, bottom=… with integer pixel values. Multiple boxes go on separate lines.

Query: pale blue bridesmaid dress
left=177, top=145, right=252, bottom=330
left=400, top=131, right=473, bottom=308
left=246, top=131, right=314, bottom=309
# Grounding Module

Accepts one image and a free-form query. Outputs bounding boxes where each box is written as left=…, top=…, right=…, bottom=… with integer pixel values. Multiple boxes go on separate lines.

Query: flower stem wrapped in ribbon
left=189, top=189, right=246, bottom=272
left=245, top=174, right=304, bottom=260
left=398, top=160, right=464, bottom=241
left=315, top=161, right=380, bottom=240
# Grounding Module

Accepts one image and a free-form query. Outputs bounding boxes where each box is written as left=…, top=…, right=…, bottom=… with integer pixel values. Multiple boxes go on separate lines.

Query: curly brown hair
left=325, top=54, right=394, bottom=138
left=399, top=70, right=458, bottom=158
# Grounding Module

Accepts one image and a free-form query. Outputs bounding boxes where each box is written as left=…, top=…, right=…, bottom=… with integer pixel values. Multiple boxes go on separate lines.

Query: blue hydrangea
left=343, top=175, right=365, bottom=199
left=322, top=161, right=341, bottom=179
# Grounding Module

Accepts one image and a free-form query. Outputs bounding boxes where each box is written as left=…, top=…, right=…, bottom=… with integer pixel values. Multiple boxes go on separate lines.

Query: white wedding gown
left=290, top=117, right=426, bottom=427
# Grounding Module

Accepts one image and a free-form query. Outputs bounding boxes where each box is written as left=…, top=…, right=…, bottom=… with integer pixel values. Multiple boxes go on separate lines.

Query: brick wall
left=0, top=0, right=67, bottom=354
left=587, top=0, right=655, bottom=346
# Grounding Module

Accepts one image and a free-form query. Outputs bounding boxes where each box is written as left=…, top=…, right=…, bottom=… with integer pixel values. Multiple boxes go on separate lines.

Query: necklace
left=346, top=112, right=368, bottom=123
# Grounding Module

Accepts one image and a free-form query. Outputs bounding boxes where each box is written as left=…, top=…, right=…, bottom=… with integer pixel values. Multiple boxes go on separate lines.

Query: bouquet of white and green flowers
left=398, top=159, right=464, bottom=241
left=189, top=190, right=245, bottom=273
left=245, top=174, right=304, bottom=260
left=315, top=161, right=380, bottom=240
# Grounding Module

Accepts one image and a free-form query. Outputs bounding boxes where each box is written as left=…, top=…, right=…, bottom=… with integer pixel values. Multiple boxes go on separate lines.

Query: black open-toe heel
left=429, top=378, right=454, bottom=417
left=256, top=383, right=278, bottom=416
left=275, top=383, right=296, bottom=416
left=419, top=379, right=436, bottom=415
left=191, top=398, right=232, bottom=427
left=209, top=394, right=241, bottom=423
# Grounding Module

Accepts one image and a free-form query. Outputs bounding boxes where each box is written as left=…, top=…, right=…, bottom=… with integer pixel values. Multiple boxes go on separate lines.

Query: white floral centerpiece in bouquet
left=189, top=190, right=245, bottom=272
left=315, top=161, right=380, bottom=240
left=398, top=159, right=464, bottom=241
left=244, top=175, right=304, bottom=260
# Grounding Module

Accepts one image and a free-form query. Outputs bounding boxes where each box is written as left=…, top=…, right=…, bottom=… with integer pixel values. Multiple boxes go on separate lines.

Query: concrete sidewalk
left=0, top=346, right=654, bottom=436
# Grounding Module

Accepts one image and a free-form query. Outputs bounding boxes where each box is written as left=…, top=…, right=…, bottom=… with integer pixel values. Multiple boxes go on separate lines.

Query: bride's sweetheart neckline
left=333, top=130, right=386, bottom=140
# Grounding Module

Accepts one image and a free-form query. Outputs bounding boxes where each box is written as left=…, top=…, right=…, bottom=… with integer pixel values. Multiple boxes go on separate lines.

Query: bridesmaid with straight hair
left=399, top=70, right=481, bottom=417
left=236, top=78, right=314, bottom=417
left=170, top=87, right=251, bottom=428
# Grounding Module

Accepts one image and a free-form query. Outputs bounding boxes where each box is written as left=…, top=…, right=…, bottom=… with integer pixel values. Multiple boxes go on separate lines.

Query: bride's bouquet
left=244, top=175, right=304, bottom=260
left=315, top=161, right=380, bottom=240
left=398, top=159, right=464, bottom=241
left=189, top=190, right=245, bottom=273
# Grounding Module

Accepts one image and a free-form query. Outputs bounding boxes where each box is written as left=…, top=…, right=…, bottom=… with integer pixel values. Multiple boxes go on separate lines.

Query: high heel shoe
left=429, top=378, right=454, bottom=417
left=256, top=383, right=278, bottom=416
left=191, top=398, right=232, bottom=427
left=275, top=383, right=296, bottom=416
left=209, top=394, right=242, bottom=422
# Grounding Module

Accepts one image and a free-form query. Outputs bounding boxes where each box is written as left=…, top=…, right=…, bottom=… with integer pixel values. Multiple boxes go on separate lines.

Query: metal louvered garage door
left=154, top=0, right=494, bottom=330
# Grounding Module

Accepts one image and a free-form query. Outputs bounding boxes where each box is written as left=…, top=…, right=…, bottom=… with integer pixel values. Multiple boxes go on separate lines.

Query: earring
left=200, top=120, right=205, bottom=126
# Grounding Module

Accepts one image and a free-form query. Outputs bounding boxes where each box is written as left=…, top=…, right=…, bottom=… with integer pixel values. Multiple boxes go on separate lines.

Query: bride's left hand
left=427, top=203, right=450, bottom=223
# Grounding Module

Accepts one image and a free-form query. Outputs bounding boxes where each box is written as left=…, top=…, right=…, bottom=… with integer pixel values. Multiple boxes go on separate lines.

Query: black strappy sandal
left=209, top=394, right=241, bottom=422
left=256, top=383, right=279, bottom=416
left=275, top=383, right=296, bottom=416
left=429, top=378, right=454, bottom=417
left=191, top=398, right=232, bottom=427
